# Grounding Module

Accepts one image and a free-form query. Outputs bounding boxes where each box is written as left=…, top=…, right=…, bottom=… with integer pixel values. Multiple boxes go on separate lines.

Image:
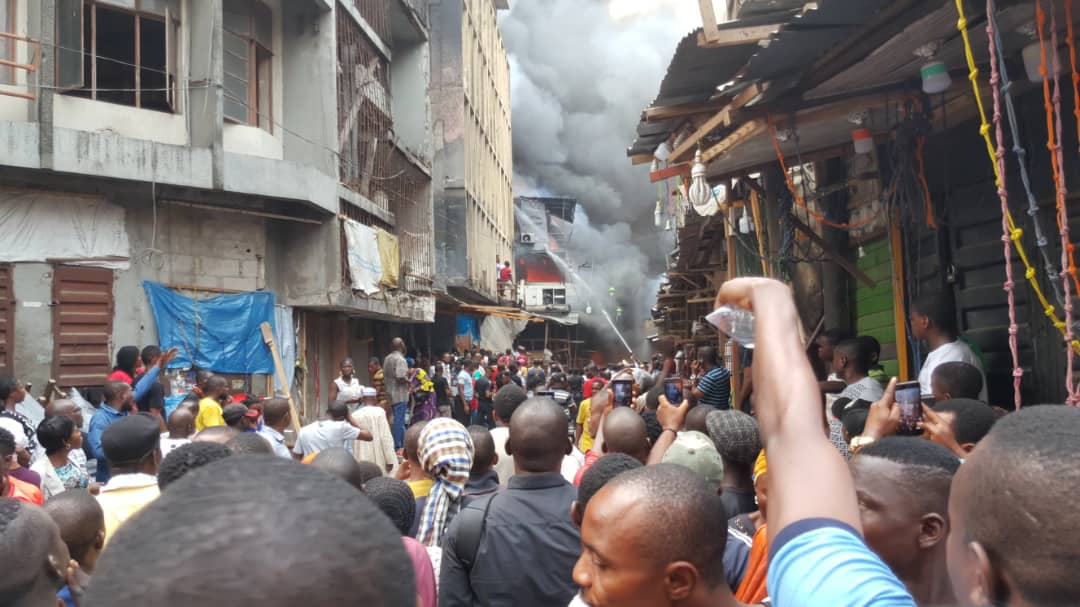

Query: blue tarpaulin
left=142, top=281, right=276, bottom=374
left=456, top=315, right=480, bottom=342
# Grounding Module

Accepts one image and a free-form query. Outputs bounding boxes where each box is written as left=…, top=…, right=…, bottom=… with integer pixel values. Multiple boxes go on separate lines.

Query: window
left=58, top=0, right=179, bottom=112
left=543, top=288, right=566, bottom=306
left=0, top=1, right=13, bottom=84
left=223, top=0, right=272, bottom=132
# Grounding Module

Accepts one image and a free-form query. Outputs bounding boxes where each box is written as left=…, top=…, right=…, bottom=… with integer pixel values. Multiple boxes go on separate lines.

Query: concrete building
left=0, top=0, right=434, bottom=420
left=431, top=0, right=513, bottom=304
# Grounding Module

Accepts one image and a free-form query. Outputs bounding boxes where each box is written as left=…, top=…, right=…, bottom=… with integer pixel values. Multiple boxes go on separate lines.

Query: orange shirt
left=5, top=475, right=43, bottom=505
left=735, top=524, right=769, bottom=604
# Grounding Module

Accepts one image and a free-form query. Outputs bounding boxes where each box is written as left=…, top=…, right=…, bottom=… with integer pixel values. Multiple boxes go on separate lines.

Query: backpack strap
left=455, top=493, right=497, bottom=572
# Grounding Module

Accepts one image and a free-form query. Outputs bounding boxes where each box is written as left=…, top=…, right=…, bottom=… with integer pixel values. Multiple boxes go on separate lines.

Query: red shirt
left=499, top=266, right=512, bottom=281
left=5, top=475, right=43, bottom=505
left=108, top=369, right=135, bottom=385
left=583, top=378, right=607, bottom=399
left=573, top=450, right=602, bottom=486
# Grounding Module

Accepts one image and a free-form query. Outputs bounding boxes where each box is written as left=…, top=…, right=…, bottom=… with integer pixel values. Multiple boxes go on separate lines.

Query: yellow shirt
left=195, top=397, right=225, bottom=431
left=408, top=478, right=433, bottom=498
left=576, top=398, right=594, bottom=452
left=97, top=477, right=160, bottom=544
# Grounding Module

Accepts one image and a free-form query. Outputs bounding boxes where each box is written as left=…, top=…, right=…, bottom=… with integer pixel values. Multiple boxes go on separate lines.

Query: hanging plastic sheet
left=142, top=281, right=276, bottom=374
left=455, top=315, right=480, bottom=351
left=273, top=305, right=296, bottom=393
left=376, top=228, right=400, bottom=289
left=342, top=219, right=382, bottom=294
left=479, top=315, right=527, bottom=353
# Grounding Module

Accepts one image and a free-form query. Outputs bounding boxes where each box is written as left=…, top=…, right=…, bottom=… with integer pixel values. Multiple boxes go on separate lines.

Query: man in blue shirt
left=692, top=346, right=731, bottom=410
left=714, top=278, right=914, bottom=607
left=88, top=380, right=135, bottom=483
left=455, top=360, right=475, bottom=426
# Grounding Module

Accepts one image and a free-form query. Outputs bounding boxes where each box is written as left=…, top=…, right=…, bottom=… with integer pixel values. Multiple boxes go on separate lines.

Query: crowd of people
left=0, top=280, right=1077, bottom=606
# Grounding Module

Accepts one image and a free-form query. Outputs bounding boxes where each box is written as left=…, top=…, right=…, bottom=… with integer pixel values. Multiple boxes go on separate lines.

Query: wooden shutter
left=52, top=266, right=114, bottom=388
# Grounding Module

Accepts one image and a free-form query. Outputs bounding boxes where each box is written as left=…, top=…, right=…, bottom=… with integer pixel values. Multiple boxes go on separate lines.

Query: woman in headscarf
left=735, top=450, right=770, bottom=604
left=108, top=345, right=141, bottom=384
left=415, top=418, right=473, bottom=547
left=409, top=365, right=437, bottom=425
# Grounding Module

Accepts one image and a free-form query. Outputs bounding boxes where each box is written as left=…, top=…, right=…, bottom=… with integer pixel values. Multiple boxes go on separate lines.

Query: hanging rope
left=1063, top=0, right=1080, bottom=293
left=1042, top=0, right=1078, bottom=402
left=988, top=0, right=1065, bottom=310
left=767, top=116, right=879, bottom=230
left=985, top=2, right=1023, bottom=410
left=952, top=0, right=1080, bottom=361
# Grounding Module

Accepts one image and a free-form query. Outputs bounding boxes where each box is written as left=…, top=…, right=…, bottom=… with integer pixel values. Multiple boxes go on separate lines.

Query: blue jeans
left=392, top=402, right=408, bottom=450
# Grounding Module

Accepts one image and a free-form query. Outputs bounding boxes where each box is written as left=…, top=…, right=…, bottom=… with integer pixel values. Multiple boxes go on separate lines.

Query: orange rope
left=1062, top=0, right=1080, bottom=293
left=767, top=116, right=879, bottom=230
left=1038, top=1, right=1074, bottom=293
left=915, top=136, right=937, bottom=229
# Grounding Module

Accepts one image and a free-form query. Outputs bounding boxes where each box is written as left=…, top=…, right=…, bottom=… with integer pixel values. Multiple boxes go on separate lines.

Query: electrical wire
left=767, top=115, right=880, bottom=231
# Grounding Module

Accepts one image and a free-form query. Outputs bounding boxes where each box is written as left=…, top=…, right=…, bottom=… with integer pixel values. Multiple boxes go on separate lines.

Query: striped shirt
left=697, top=366, right=732, bottom=409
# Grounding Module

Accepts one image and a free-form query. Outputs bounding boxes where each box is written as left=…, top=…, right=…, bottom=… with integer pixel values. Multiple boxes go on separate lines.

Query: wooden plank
left=789, top=217, right=876, bottom=287
left=702, top=119, right=767, bottom=164
left=697, top=23, right=781, bottom=48
left=698, top=0, right=720, bottom=42
left=671, top=84, right=762, bottom=163
left=630, top=153, right=654, bottom=165
left=889, top=221, right=910, bottom=380
left=644, top=101, right=725, bottom=122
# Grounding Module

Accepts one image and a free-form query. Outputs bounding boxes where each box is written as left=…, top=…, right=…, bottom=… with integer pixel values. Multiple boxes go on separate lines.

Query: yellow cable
left=952, top=0, right=1080, bottom=352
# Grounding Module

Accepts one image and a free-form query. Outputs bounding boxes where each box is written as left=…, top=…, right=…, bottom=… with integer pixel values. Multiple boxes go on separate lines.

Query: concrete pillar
left=188, top=0, right=225, bottom=189
left=36, top=1, right=54, bottom=169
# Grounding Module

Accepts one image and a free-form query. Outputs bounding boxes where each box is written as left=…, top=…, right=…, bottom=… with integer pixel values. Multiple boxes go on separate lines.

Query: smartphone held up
left=664, top=377, right=684, bottom=405
left=894, top=380, right=923, bottom=435
left=611, top=379, right=634, bottom=408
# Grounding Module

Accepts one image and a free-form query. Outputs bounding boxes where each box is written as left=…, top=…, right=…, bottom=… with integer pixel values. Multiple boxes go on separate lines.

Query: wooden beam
left=630, top=153, right=654, bottom=165
left=789, top=217, right=876, bottom=287
left=644, top=101, right=725, bottom=122
left=697, top=23, right=782, bottom=48
left=698, top=0, right=720, bottom=42
left=702, top=119, right=766, bottom=164
left=671, top=84, right=763, bottom=163
left=650, top=163, right=692, bottom=183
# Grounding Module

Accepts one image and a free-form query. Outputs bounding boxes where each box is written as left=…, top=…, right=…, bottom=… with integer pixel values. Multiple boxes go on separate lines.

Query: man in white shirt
left=351, top=388, right=396, bottom=473
left=292, top=400, right=373, bottom=459
left=455, top=361, right=475, bottom=426
left=910, top=293, right=987, bottom=401
left=257, top=398, right=294, bottom=459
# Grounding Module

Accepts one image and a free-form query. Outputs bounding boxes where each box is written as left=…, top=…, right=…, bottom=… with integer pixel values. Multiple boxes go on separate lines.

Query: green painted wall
left=856, top=238, right=899, bottom=378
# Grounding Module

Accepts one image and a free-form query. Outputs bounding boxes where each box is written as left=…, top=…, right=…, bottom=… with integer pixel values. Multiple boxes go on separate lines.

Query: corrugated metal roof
left=741, top=0, right=896, bottom=85
left=627, top=14, right=791, bottom=157
left=627, top=0, right=896, bottom=157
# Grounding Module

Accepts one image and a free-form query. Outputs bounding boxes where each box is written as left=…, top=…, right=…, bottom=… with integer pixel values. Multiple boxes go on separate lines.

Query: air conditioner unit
left=520, top=233, right=535, bottom=244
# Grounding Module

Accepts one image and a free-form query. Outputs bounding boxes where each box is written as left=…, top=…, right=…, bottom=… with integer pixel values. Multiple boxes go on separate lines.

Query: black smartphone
left=894, top=380, right=923, bottom=435
left=664, top=377, right=684, bottom=405
left=611, top=379, right=634, bottom=407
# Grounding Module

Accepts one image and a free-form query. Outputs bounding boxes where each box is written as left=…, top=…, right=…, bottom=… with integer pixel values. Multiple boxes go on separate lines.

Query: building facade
left=0, top=0, right=434, bottom=420
left=431, top=0, right=512, bottom=303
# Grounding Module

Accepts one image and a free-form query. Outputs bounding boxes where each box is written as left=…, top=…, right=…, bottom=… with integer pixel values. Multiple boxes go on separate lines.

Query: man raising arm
left=715, top=277, right=913, bottom=606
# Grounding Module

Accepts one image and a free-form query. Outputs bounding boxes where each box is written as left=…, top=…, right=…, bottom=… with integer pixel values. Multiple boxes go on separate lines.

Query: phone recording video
left=894, top=380, right=923, bottom=435
left=611, top=379, right=634, bottom=408
left=664, top=377, right=683, bottom=405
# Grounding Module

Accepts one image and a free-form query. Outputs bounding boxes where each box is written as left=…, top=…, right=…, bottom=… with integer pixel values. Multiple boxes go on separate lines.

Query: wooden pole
left=889, top=220, right=911, bottom=380
left=260, top=322, right=302, bottom=433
